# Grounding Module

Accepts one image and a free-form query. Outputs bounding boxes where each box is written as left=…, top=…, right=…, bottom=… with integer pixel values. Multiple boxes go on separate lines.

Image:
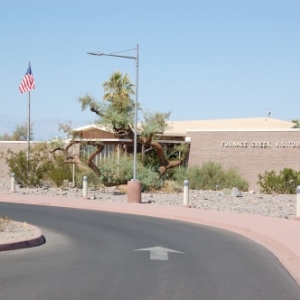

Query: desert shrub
left=278, top=168, right=300, bottom=194
left=172, top=166, right=199, bottom=189
left=98, top=153, right=133, bottom=186
left=197, top=161, right=225, bottom=190
left=5, top=143, right=53, bottom=187
left=161, top=180, right=182, bottom=193
left=222, top=168, right=249, bottom=191
left=97, top=153, right=162, bottom=191
left=0, top=215, right=11, bottom=231
left=75, top=168, right=101, bottom=188
left=4, top=143, right=75, bottom=188
left=258, top=168, right=300, bottom=194
left=172, top=161, right=248, bottom=191
left=47, top=154, right=73, bottom=187
left=257, top=170, right=279, bottom=194
left=136, top=164, right=162, bottom=191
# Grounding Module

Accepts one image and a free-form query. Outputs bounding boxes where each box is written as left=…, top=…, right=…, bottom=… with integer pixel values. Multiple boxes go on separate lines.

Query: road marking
left=134, top=246, right=185, bottom=260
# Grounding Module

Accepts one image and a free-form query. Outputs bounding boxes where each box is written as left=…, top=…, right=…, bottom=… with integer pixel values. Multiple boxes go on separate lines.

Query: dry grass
left=116, top=181, right=184, bottom=194
left=115, top=184, right=128, bottom=194
left=160, top=180, right=182, bottom=193
left=0, top=215, right=11, bottom=231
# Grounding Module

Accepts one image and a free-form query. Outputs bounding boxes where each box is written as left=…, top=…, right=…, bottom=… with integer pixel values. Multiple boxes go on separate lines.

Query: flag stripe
left=19, top=66, right=35, bottom=93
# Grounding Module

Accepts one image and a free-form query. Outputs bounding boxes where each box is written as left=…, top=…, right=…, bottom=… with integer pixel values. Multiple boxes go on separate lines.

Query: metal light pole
left=87, top=45, right=141, bottom=202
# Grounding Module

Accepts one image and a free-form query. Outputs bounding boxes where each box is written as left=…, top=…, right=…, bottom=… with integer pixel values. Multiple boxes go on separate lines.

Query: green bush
left=258, top=168, right=300, bottom=194
left=136, top=164, right=162, bottom=191
left=172, top=161, right=248, bottom=191
left=4, top=143, right=74, bottom=188
left=223, top=168, right=249, bottom=192
left=3, top=144, right=250, bottom=192
left=98, top=153, right=133, bottom=186
left=47, top=154, right=73, bottom=187
left=5, top=144, right=53, bottom=187
left=75, top=167, right=101, bottom=188
left=97, top=153, right=162, bottom=191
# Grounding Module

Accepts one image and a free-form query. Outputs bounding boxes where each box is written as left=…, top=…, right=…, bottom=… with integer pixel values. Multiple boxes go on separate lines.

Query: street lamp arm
left=87, top=52, right=136, bottom=60
left=87, top=52, right=103, bottom=56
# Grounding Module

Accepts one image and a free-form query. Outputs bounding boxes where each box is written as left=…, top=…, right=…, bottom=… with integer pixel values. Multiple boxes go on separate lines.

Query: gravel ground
left=0, top=218, right=36, bottom=244
left=0, top=176, right=297, bottom=220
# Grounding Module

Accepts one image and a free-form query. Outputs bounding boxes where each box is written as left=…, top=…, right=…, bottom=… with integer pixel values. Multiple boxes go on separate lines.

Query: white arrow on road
left=134, top=246, right=185, bottom=260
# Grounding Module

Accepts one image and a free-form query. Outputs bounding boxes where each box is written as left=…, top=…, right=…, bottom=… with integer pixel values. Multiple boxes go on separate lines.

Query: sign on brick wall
left=221, top=141, right=300, bottom=148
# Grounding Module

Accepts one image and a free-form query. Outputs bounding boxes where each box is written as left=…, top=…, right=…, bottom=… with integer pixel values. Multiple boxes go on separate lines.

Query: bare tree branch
left=86, top=143, right=104, bottom=177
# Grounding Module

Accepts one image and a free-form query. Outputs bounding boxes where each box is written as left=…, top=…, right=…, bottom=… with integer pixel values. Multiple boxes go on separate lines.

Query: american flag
left=19, top=64, right=35, bottom=93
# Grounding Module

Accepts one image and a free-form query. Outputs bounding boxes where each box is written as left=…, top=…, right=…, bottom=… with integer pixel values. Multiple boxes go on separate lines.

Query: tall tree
left=54, top=71, right=188, bottom=185
left=102, top=71, right=135, bottom=138
left=80, top=71, right=136, bottom=139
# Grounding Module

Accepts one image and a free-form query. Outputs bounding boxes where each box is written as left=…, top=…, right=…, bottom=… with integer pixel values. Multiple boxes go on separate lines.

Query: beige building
left=72, top=117, right=298, bottom=191
left=181, top=119, right=299, bottom=191
left=1, top=118, right=298, bottom=191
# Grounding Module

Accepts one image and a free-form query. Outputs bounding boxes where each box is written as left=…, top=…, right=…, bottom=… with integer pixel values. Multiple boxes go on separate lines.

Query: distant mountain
left=0, top=115, right=24, bottom=135
left=0, top=115, right=92, bottom=141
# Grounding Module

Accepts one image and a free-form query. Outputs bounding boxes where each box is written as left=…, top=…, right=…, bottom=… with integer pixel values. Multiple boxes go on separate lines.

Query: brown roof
left=165, top=118, right=296, bottom=134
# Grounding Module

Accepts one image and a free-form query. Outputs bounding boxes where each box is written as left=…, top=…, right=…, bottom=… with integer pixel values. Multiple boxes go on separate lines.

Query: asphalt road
left=1, top=203, right=300, bottom=300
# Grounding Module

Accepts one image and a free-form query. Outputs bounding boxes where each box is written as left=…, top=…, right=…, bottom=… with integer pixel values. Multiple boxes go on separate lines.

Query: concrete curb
left=0, top=223, right=46, bottom=252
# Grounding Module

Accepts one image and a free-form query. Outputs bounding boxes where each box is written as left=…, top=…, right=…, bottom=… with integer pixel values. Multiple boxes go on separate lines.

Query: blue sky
left=1, top=0, right=300, bottom=137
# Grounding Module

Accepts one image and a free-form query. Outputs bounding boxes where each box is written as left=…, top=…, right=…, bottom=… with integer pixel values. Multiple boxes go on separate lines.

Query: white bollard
left=296, top=186, right=300, bottom=217
left=182, top=180, right=190, bottom=207
left=82, top=176, right=88, bottom=199
left=11, top=173, right=16, bottom=193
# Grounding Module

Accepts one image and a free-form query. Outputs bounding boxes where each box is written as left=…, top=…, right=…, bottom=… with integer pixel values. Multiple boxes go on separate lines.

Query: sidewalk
left=1, top=191, right=299, bottom=286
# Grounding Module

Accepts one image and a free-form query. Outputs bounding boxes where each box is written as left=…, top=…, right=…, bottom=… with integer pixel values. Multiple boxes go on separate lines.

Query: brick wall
left=187, top=130, right=300, bottom=191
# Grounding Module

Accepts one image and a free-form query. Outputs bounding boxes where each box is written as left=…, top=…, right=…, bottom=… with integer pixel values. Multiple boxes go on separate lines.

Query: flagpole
left=19, top=61, right=35, bottom=179
left=27, top=90, right=30, bottom=161
left=27, top=61, right=31, bottom=172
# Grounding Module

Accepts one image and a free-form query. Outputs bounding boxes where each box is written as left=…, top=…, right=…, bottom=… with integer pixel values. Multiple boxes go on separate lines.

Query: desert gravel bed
left=0, top=177, right=297, bottom=220
left=0, top=218, right=36, bottom=244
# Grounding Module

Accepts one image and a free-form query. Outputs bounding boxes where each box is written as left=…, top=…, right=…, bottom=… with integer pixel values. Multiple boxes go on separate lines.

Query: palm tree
left=103, top=71, right=135, bottom=108
left=102, top=71, right=136, bottom=138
